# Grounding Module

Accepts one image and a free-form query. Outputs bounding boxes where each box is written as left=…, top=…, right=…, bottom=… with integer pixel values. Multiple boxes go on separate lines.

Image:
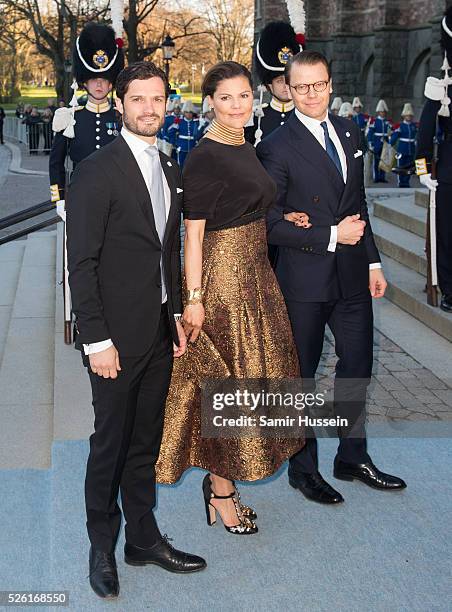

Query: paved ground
left=319, top=329, right=452, bottom=430
left=0, top=139, right=49, bottom=219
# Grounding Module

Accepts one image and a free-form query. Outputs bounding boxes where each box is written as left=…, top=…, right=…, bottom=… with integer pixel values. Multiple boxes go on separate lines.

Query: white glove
left=419, top=173, right=438, bottom=192
left=56, top=199, right=66, bottom=222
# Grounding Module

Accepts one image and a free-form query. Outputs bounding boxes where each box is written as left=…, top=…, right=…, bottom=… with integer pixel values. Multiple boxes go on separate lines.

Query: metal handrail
left=0, top=200, right=54, bottom=231
left=0, top=216, right=61, bottom=246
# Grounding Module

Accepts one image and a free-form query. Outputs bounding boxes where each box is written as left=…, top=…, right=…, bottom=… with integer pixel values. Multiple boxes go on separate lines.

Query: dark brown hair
left=202, top=61, right=253, bottom=98
left=115, top=61, right=169, bottom=101
left=285, top=50, right=331, bottom=84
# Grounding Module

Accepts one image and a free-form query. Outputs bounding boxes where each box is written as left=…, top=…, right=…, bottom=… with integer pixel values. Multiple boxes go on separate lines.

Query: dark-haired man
left=257, top=50, right=406, bottom=505
left=67, top=60, right=206, bottom=599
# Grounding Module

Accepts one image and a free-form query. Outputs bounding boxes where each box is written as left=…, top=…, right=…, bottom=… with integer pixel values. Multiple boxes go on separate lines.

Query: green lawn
left=2, top=84, right=202, bottom=111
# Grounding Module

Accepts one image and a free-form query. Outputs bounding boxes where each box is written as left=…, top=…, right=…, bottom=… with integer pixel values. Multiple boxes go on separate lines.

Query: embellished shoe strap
left=209, top=490, right=235, bottom=500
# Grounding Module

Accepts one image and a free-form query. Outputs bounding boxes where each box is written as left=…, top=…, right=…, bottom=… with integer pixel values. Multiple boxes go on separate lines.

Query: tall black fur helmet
left=441, top=7, right=452, bottom=64
left=73, top=22, right=125, bottom=86
left=255, top=21, right=303, bottom=85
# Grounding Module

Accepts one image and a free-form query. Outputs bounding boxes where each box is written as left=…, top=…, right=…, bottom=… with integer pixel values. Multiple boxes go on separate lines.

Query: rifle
left=425, top=117, right=439, bottom=307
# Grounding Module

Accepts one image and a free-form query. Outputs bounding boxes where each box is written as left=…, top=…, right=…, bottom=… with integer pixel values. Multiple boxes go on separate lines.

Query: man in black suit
left=257, top=51, right=406, bottom=505
left=67, top=61, right=206, bottom=600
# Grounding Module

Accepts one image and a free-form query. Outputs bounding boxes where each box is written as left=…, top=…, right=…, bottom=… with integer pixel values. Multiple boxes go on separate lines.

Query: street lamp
left=161, top=34, right=175, bottom=81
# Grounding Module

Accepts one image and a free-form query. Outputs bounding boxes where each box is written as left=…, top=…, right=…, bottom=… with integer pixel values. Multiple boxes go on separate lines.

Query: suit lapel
left=159, top=152, right=179, bottom=247
left=110, top=135, right=160, bottom=244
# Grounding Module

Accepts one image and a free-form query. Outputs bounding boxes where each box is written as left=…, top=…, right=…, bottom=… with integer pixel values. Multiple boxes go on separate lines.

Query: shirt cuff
left=369, top=263, right=382, bottom=270
left=83, top=339, right=113, bottom=355
left=174, top=313, right=182, bottom=321
left=327, top=226, right=338, bottom=252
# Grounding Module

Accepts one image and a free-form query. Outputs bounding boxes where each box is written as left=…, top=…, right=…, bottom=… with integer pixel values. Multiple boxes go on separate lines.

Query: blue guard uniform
left=170, top=115, right=200, bottom=168
left=390, top=105, right=417, bottom=187
left=368, top=100, right=392, bottom=183
left=351, top=99, right=368, bottom=152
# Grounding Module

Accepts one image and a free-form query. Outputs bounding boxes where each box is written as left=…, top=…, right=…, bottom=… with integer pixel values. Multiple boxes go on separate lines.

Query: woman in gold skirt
left=156, top=62, right=306, bottom=534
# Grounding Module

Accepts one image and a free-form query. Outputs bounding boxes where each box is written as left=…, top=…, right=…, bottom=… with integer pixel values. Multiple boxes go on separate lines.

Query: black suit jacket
left=257, top=112, right=380, bottom=302
left=67, top=134, right=183, bottom=356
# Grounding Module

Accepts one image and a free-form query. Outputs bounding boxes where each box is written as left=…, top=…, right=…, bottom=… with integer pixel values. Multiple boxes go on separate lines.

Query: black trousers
left=286, top=292, right=373, bottom=473
left=84, top=306, right=173, bottom=553
left=437, top=182, right=452, bottom=296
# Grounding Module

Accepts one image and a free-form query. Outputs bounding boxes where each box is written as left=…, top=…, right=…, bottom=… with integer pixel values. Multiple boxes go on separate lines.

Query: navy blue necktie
left=320, top=121, right=343, bottom=180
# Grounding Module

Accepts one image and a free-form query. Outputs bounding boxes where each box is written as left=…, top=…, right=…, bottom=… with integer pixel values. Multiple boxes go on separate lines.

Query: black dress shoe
left=334, top=457, right=407, bottom=490
left=288, top=470, right=344, bottom=504
left=440, top=295, right=452, bottom=313
left=124, top=535, right=207, bottom=573
left=89, top=547, right=119, bottom=599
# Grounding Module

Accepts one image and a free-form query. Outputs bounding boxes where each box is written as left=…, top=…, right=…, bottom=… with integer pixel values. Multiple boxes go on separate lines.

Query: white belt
left=374, top=133, right=386, bottom=136
left=179, top=135, right=194, bottom=140
left=399, top=138, right=415, bottom=142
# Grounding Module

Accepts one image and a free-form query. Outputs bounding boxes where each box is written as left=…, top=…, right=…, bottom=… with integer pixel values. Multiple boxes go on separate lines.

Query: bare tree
left=0, top=0, right=108, bottom=101
left=123, top=0, right=160, bottom=63
left=203, top=0, right=253, bottom=65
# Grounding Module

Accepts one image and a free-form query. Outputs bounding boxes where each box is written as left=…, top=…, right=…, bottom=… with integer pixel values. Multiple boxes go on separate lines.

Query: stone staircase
left=371, top=189, right=452, bottom=343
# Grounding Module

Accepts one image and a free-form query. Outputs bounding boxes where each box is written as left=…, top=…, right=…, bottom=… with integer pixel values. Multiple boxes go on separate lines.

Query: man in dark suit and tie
left=257, top=50, right=406, bottom=504
left=67, top=61, right=206, bottom=599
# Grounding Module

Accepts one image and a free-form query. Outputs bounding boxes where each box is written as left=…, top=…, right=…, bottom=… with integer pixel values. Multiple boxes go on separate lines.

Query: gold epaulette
left=415, top=158, right=428, bottom=176
left=50, top=184, right=60, bottom=203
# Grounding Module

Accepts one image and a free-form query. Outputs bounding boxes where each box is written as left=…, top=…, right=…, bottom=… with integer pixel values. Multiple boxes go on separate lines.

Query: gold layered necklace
left=206, top=119, right=245, bottom=146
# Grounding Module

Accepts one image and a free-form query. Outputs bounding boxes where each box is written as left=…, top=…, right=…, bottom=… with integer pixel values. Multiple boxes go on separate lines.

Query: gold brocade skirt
left=156, top=218, right=304, bottom=483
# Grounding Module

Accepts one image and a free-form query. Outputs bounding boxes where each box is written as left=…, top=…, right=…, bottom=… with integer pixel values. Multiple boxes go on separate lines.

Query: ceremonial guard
left=169, top=100, right=199, bottom=168
left=390, top=103, right=417, bottom=188
left=245, top=21, right=303, bottom=145
left=49, top=22, right=124, bottom=204
left=0, top=106, right=5, bottom=145
left=160, top=99, right=179, bottom=140
left=330, top=96, right=342, bottom=115
left=338, top=101, right=353, bottom=118
left=352, top=96, right=368, bottom=150
left=198, top=97, right=214, bottom=139
left=367, top=99, right=391, bottom=183
left=416, top=7, right=452, bottom=313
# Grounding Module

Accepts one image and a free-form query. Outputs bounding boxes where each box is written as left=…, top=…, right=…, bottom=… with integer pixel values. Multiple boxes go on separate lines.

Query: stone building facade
left=255, top=0, right=452, bottom=120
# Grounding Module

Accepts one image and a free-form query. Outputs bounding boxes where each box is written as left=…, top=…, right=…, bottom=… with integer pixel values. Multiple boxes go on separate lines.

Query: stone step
left=0, top=240, right=25, bottom=370
left=53, top=223, right=93, bottom=442
left=381, top=253, right=452, bottom=343
left=373, top=196, right=426, bottom=238
left=0, top=231, right=57, bottom=468
left=414, top=188, right=429, bottom=209
left=372, top=216, right=427, bottom=277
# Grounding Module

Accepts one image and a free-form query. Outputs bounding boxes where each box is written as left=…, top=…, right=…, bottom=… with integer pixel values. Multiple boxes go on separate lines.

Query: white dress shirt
left=84, top=127, right=176, bottom=356
left=294, top=108, right=381, bottom=270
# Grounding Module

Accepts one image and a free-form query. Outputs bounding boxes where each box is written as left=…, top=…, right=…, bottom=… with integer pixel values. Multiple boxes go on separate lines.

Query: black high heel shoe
left=202, top=475, right=257, bottom=520
left=202, top=475, right=258, bottom=535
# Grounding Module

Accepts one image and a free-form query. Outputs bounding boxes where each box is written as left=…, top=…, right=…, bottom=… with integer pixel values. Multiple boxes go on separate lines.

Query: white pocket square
left=354, top=150, right=363, bottom=158
left=176, top=187, right=183, bottom=194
